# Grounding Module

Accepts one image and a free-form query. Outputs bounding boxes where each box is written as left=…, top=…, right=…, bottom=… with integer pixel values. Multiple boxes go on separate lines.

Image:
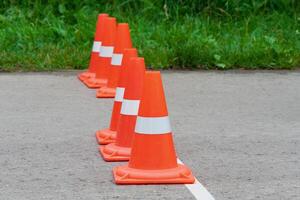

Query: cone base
left=99, top=143, right=131, bottom=161
left=96, top=87, right=116, bottom=98
left=113, top=164, right=195, bottom=184
left=95, top=129, right=116, bottom=145
left=78, top=72, right=95, bottom=82
left=83, top=77, right=107, bottom=88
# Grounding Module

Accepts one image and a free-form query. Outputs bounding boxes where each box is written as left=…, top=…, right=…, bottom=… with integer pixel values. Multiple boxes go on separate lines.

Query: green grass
left=0, top=1, right=299, bottom=71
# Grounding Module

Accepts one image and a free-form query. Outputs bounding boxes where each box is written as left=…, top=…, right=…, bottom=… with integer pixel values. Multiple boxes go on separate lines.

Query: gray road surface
left=0, top=71, right=299, bottom=200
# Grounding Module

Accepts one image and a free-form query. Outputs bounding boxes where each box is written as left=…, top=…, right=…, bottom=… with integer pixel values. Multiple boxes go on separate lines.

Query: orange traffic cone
left=95, top=48, right=138, bottom=145
left=84, top=17, right=117, bottom=88
left=113, top=71, right=195, bottom=184
left=99, top=57, right=145, bottom=161
left=78, top=13, right=108, bottom=82
left=96, top=23, right=133, bottom=98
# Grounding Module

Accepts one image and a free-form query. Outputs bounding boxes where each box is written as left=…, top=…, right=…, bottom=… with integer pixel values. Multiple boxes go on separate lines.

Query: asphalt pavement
left=0, top=71, right=299, bottom=200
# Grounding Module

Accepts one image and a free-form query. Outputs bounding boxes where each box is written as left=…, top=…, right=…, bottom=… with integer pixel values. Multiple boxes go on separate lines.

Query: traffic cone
left=95, top=48, right=138, bottom=145
left=96, top=23, right=133, bottom=98
left=84, top=17, right=117, bottom=88
left=78, top=13, right=108, bottom=82
left=99, top=57, right=145, bottom=161
left=113, top=71, right=195, bottom=184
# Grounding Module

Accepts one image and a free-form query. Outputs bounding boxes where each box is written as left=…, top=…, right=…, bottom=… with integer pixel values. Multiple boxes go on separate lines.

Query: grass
left=0, top=1, right=299, bottom=71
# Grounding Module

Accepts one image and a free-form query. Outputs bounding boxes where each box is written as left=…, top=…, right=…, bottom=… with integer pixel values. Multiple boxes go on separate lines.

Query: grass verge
left=0, top=2, right=299, bottom=71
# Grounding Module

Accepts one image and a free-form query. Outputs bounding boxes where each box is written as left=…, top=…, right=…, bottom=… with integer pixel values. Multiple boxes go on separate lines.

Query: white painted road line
left=177, top=159, right=215, bottom=200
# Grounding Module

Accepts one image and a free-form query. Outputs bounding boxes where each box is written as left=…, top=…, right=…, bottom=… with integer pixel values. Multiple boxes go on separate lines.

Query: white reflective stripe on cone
left=114, top=87, right=125, bottom=102
left=92, top=41, right=102, bottom=53
left=135, top=116, right=172, bottom=134
left=111, top=53, right=123, bottom=66
left=120, top=99, right=140, bottom=115
left=99, top=46, right=114, bottom=57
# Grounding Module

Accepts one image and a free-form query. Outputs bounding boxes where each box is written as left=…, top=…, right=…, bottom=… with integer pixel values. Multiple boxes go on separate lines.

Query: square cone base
left=78, top=72, right=95, bottom=82
left=95, top=129, right=116, bottom=145
left=99, top=143, right=131, bottom=161
left=83, top=77, right=107, bottom=88
left=113, top=164, right=195, bottom=184
left=96, top=87, right=116, bottom=98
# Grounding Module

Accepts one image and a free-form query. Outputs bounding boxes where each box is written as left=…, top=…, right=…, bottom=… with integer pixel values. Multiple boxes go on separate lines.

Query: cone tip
left=145, top=71, right=161, bottom=79
left=117, top=23, right=130, bottom=31
left=98, top=13, right=109, bottom=17
left=130, top=57, right=145, bottom=66
left=137, top=57, right=144, bottom=62
left=118, top=23, right=129, bottom=26
left=107, top=17, right=117, bottom=22
left=124, top=48, right=137, bottom=52
left=123, top=48, right=138, bottom=57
